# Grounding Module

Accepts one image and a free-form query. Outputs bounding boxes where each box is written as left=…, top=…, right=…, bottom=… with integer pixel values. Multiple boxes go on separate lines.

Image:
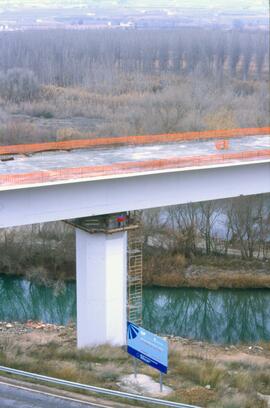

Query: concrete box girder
left=0, top=162, right=269, bottom=228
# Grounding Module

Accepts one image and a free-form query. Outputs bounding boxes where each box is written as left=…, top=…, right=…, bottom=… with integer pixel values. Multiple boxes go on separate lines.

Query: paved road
left=0, top=382, right=108, bottom=408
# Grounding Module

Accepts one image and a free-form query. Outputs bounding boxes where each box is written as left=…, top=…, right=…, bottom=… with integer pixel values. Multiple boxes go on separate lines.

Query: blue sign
left=127, top=321, right=168, bottom=374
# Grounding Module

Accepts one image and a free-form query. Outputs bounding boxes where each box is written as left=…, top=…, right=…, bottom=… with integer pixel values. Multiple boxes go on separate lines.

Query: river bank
left=143, top=253, right=270, bottom=289
left=144, top=266, right=270, bottom=289
left=0, top=321, right=269, bottom=408
left=1, top=250, right=269, bottom=290
left=1, top=275, right=270, bottom=344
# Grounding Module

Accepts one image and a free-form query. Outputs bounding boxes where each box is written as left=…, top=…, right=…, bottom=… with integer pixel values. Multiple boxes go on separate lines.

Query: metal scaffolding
left=66, top=213, right=138, bottom=234
left=127, top=230, right=143, bottom=326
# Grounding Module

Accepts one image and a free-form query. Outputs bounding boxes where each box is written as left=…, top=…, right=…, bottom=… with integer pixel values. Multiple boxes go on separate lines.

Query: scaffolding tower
left=127, top=230, right=143, bottom=326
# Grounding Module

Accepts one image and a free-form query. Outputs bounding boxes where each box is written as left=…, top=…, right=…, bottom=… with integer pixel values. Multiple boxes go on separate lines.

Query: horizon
left=0, top=0, right=269, bottom=12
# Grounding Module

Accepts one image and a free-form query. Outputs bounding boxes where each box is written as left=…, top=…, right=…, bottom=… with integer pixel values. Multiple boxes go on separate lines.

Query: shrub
left=233, top=80, right=256, bottom=96
left=56, top=127, right=81, bottom=141
left=0, top=120, right=53, bottom=145
left=32, top=108, right=54, bottom=119
left=0, top=68, right=40, bottom=103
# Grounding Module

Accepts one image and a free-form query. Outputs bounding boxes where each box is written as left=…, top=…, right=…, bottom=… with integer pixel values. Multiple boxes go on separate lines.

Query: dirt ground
left=0, top=321, right=269, bottom=407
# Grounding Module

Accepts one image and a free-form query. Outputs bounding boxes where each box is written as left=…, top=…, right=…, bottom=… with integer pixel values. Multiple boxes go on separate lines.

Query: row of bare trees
left=0, top=195, right=269, bottom=284
left=0, top=223, right=75, bottom=282
left=0, top=29, right=268, bottom=87
left=0, top=27, right=268, bottom=146
left=142, top=194, right=270, bottom=260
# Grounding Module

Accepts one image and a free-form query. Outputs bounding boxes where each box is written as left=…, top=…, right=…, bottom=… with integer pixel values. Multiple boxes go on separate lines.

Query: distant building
left=119, top=21, right=134, bottom=28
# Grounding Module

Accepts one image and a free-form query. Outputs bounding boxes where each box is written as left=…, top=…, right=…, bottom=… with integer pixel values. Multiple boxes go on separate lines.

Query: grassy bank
left=146, top=272, right=270, bottom=290
left=0, top=324, right=269, bottom=407
left=0, top=246, right=269, bottom=290
left=144, top=252, right=270, bottom=289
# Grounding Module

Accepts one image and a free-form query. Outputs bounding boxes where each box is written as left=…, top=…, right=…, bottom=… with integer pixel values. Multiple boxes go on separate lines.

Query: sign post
left=133, top=358, right=138, bottom=379
left=127, top=322, right=168, bottom=391
left=160, top=373, right=163, bottom=392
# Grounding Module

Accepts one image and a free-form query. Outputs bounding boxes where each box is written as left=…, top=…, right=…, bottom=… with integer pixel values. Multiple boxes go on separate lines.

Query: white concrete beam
left=0, top=162, right=269, bottom=228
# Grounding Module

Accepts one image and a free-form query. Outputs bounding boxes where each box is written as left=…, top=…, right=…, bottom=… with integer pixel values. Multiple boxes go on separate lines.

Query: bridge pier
left=72, top=213, right=139, bottom=348
left=76, top=228, right=127, bottom=348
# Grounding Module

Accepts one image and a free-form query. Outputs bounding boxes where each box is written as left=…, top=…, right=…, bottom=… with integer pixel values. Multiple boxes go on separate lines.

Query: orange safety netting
left=215, top=140, right=230, bottom=150
left=1, top=149, right=269, bottom=187
left=0, top=127, right=269, bottom=156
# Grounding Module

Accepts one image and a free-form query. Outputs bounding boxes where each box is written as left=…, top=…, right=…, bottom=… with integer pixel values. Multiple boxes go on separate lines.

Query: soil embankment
left=0, top=321, right=269, bottom=408
left=144, top=253, right=270, bottom=289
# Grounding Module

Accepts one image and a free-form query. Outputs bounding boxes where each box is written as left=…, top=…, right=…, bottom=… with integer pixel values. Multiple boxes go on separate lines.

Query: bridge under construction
left=0, top=127, right=269, bottom=188
left=0, top=127, right=269, bottom=347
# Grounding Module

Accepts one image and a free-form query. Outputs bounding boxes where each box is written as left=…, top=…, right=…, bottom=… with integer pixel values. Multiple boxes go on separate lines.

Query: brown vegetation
left=142, top=194, right=270, bottom=288
left=0, top=223, right=75, bottom=284
left=0, top=29, right=268, bottom=146
left=145, top=268, right=270, bottom=290
left=143, top=249, right=270, bottom=289
left=1, top=75, right=268, bottom=146
left=0, top=325, right=269, bottom=407
left=0, top=194, right=269, bottom=289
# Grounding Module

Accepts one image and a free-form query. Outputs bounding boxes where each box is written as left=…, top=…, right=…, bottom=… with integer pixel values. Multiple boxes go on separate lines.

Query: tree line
left=0, top=194, right=269, bottom=285
left=0, top=28, right=268, bottom=87
left=142, top=194, right=270, bottom=260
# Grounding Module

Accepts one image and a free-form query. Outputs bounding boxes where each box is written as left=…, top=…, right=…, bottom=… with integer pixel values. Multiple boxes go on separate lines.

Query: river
left=0, top=275, right=269, bottom=344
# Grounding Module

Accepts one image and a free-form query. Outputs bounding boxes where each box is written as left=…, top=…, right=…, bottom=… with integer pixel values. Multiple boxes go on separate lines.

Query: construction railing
left=0, top=149, right=269, bottom=187
left=0, top=126, right=269, bottom=155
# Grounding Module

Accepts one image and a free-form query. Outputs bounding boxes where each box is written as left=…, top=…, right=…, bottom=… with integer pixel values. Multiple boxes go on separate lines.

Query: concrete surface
left=119, top=374, right=173, bottom=397
left=0, top=135, right=269, bottom=175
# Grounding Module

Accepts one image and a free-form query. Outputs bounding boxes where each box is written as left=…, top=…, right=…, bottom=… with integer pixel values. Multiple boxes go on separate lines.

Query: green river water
left=0, top=275, right=269, bottom=344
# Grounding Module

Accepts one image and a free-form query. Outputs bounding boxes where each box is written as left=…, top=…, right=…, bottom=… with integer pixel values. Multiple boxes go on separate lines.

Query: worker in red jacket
left=116, top=214, right=127, bottom=228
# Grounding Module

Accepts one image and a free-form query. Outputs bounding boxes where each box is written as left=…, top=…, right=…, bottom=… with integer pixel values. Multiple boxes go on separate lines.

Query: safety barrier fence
left=1, top=149, right=269, bottom=187
left=0, top=127, right=269, bottom=155
left=0, top=365, right=201, bottom=408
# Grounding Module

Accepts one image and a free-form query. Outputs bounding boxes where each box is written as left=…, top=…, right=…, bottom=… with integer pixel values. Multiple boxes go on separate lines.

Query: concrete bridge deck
left=0, top=127, right=269, bottom=189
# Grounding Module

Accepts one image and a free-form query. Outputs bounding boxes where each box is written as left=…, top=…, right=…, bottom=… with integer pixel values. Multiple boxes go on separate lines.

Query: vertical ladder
left=127, top=230, right=143, bottom=326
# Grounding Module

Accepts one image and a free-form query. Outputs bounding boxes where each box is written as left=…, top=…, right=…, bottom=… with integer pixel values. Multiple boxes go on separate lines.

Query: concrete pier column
left=76, top=228, right=127, bottom=348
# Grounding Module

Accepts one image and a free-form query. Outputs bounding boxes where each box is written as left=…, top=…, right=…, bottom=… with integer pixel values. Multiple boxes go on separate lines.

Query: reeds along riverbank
left=143, top=253, right=270, bottom=290
left=145, top=272, right=270, bottom=290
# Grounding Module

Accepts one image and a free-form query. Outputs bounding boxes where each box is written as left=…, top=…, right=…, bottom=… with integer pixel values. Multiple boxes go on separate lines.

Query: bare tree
left=229, top=33, right=241, bottom=77
left=242, top=34, right=253, bottom=80
left=0, top=68, right=40, bottom=102
left=199, top=201, right=222, bottom=255
left=225, top=196, right=265, bottom=259
left=166, top=203, right=199, bottom=258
